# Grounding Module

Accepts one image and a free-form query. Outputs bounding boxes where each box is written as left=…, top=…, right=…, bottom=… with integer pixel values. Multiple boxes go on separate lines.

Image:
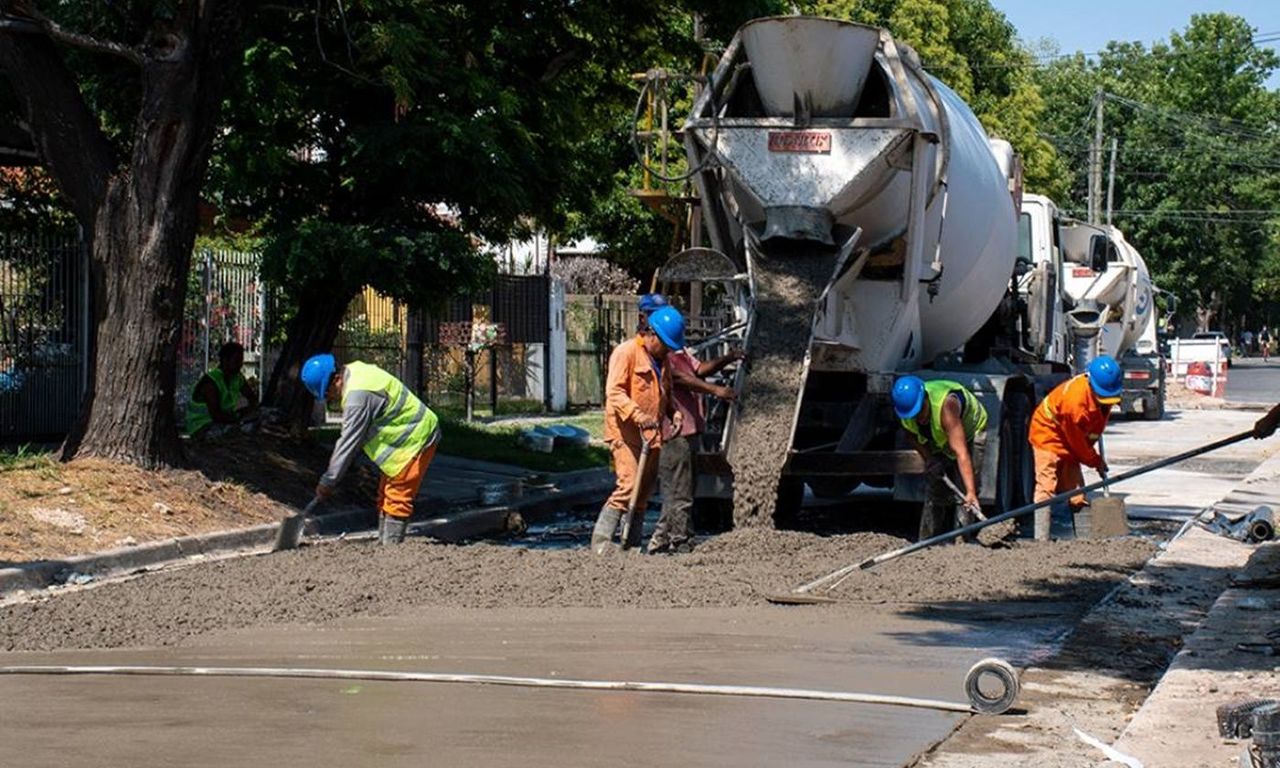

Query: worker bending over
left=1028, top=356, right=1122, bottom=541
left=186, top=342, right=258, bottom=438
left=893, top=376, right=988, bottom=540
left=648, top=344, right=743, bottom=554
left=592, top=305, right=686, bottom=553
left=302, top=354, right=440, bottom=544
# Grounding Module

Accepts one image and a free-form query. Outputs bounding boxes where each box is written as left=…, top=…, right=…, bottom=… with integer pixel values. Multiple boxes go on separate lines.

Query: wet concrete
left=0, top=605, right=1073, bottom=768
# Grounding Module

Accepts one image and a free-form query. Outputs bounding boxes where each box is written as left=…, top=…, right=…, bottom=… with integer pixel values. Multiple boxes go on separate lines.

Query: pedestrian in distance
left=1028, top=356, right=1122, bottom=541
left=186, top=341, right=259, bottom=438
left=893, top=376, right=988, bottom=540
left=647, top=342, right=744, bottom=554
left=592, top=305, right=686, bottom=553
left=302, top=354, right=440, bottom=544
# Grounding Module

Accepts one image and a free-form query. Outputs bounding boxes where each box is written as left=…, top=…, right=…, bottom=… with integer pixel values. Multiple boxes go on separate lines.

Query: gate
left=0, top=232, right=88, bottom=442
left=177, top=249, right=267, bottom=414
left=564, top=294, right=636, bottom=406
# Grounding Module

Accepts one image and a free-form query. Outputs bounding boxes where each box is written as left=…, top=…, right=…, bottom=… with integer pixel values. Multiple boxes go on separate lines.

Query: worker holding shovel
left=592, top=306, right=686, bottom=553
left=1028, top=356, right=1123, bottom=541
left=893, top=376, right=988, bottom=540
left=301, top=354, right=440, bottom=545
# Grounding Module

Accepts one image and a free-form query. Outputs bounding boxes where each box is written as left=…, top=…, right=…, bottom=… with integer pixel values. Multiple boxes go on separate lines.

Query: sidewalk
left=917, top=453, right=1280, bottom=768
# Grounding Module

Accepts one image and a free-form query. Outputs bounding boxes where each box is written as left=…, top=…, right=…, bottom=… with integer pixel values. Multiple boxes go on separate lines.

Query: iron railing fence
left=0, top=231, right=88, bottom=442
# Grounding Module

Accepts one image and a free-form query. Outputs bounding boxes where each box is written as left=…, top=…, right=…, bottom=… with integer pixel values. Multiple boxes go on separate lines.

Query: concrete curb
left=0, top=467, right=613, bottom=597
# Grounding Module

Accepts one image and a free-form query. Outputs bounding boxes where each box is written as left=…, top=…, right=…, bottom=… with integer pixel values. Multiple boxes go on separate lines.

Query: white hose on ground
left=0, top=664, right=977, bottom=714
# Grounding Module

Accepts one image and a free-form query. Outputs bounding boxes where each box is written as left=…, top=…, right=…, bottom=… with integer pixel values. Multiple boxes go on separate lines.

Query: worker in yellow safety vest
left=302, top=354, right=440, bottom=544
left=186, top=342, right=258, bottom=438
left=893, top=376, right=989, bottom=540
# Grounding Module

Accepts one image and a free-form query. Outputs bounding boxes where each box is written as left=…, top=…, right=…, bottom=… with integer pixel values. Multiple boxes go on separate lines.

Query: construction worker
left=592, top=305, right=686, bottom=553
left=186, top=342, right=258, bottom=438
left=1028, top=356, right=1123, bottom=541
left=301, top=354, right=440, bottom=544
left=893, top=376, right=988, bottom=540
left=637, top=293, right=667, bottom=331
left=648, top=344, right=744, bottom=554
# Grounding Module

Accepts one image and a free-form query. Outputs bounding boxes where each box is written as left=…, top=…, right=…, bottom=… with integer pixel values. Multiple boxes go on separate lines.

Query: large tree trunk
left=264, top=289, right=355, bottom=435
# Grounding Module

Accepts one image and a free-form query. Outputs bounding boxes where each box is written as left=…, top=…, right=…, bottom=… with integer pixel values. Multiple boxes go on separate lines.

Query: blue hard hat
left=647, top=305, right=686, bottom=350
left=301, top=354, right=337, bottom=400
left=1087, top=355, right=1123, bottom=401
left=638, top=293, right=668, bottom=314
left=892, top=376, right=926, bottom=420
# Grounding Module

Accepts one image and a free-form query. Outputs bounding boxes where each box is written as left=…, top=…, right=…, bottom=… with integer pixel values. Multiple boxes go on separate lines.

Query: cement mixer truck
left=653, top=16, right=1078, bottom=524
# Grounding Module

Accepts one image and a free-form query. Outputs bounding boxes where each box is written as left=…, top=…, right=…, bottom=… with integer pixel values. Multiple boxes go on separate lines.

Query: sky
left=990, top=0, right=1280, bottom=87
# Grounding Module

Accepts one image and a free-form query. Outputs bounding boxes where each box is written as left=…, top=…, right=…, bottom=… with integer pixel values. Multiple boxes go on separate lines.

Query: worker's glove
left=315, top=482, right=334, bottom=501
left=1254, top=404, right=1280, bottom=439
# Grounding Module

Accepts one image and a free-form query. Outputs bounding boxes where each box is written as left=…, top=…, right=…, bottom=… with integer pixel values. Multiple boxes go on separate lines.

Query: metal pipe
left=0, top=664, right=976, bottom=714
left=798, top=429, right=1255, bottom=590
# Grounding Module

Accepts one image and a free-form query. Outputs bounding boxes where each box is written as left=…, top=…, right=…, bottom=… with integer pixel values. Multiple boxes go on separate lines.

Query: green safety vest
left=185, top=368, right=246, bottom=436
left=344, top=361, right=439, bottom=477
left=900, top=380, right=988, bottom=459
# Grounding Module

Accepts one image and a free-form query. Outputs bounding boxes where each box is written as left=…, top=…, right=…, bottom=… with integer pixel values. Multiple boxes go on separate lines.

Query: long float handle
left=798, top=429, right=1255, bottom=592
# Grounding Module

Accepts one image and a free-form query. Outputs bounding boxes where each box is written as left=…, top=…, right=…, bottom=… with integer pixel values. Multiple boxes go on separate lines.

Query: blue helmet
left=647, top=305, right=686, bottom=350
left=892, top=376, right=927, bottom=420
left=638, top=293, right=668, bottom=314
left=301, top=354, right=337, bottom=400
left=1087, top=355, right=1123, bottom=401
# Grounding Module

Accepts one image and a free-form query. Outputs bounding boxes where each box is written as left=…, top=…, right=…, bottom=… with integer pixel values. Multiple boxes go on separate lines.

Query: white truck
left=658, top=16, right=1077, bottom=521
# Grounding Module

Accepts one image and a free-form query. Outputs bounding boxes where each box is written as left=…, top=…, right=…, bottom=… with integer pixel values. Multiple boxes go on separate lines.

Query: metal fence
left=0, top=231, right=88, bottom=441
left=176, top=249, right=267, bottom=415
left=565, top=294, right=637, bottom=406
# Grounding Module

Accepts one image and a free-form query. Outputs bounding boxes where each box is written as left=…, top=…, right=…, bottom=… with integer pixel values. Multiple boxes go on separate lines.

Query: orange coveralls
left=603, top=336, right=672, bottom=512
left=1029, top=374, right=1110, bottom=508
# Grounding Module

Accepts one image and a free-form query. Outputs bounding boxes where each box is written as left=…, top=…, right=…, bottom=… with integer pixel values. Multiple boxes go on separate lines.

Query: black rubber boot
left=592, top=506, right=622, bottom=554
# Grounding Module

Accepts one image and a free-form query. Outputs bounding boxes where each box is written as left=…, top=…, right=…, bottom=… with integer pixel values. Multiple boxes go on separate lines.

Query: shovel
left=274, top=497, right=321, bottom=552
left=765, top=429, right=1255, bottom=605
left=618, top=440, right=652, bottom=552
left=1084, top=437, right=1128, bottom=538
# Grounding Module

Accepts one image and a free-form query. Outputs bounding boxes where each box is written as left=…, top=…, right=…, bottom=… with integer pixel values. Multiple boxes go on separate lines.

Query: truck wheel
left=994, top=393, right=1032, bottom=514
left=772, top=477, right=805, bottom=530
left=1144, top=387, right=1165, bottom=421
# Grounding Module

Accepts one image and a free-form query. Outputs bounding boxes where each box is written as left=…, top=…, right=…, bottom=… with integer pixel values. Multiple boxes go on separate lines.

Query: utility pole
left=1106, top=137, right=1118, bottom=227
left=1089, top=88, right=1104, bottom=225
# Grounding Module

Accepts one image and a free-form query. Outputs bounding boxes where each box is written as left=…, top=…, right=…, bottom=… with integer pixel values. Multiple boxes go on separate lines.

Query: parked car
left=1192, top=331, right=1233, bottom=367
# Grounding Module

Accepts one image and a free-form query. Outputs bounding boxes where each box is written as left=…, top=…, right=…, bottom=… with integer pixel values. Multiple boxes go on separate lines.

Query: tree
left=211, top=1, right=772, bottom=426
left=1035, top=14, right=1280, bottom=332
left=0, top=1, right=247, bottom=468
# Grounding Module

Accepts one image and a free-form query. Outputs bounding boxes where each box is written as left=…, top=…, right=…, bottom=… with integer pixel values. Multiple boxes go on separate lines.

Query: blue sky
left=990, top=0, right=1280, bottom=87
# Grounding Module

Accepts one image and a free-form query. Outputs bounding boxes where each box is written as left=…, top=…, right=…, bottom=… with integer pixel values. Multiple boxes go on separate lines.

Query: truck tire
left=1144, top=380, right=1165, bottom=421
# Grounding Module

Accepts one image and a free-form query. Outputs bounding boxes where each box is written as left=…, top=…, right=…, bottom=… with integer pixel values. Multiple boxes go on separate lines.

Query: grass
left=0, top=444, right=57, bottom=474
left=310, top=411, right=609, bottom=473
left=434, top=417, right=609, bottom=473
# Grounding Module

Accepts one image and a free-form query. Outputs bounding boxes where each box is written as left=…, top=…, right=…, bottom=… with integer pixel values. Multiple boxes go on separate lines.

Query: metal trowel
left=274, top=497, right=321, bottom=552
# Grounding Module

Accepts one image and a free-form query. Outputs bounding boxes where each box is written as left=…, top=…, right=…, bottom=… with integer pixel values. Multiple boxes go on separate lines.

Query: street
left=0, top=408, right=1272, bottom=768
left=1225, top=356, right=1280, bottom=405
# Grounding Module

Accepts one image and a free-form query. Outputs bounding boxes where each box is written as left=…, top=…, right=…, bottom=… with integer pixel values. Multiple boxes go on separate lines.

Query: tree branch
left=0, top=12, right=116, bottom=229
left=0, top=9, right=143, bottom=65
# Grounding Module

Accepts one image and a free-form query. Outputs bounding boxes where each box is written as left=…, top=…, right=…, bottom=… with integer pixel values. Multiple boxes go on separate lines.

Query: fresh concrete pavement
left=0, top=408, right=1275, bottom=767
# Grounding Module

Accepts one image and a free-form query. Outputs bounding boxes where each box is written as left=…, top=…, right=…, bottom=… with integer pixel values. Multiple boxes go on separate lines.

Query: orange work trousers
left=1032, top=448, right=1086, bottom=509
left=378, top=443, right=437, bottom=520
left=605, top=438, right=661, bottom=513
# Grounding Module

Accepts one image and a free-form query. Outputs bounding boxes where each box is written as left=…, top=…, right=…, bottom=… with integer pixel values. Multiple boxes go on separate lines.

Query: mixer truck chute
left=661, top=16, right=1073, bottom=529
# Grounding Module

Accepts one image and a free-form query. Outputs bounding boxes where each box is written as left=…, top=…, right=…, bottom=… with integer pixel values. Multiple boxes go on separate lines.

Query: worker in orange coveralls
left=1028, top=355, right=1124, bottom=541
left=591, top=305, right=686, bottom=553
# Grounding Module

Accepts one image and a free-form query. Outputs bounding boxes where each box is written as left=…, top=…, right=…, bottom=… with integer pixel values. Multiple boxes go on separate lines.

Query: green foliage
left=1034, top=13, right=1280, bottom=330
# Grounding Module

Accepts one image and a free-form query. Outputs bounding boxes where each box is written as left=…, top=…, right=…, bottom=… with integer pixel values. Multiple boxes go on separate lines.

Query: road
left=1225, top=355, right=1280, bottom=405
left=0, top=409, right=1270, bottom=768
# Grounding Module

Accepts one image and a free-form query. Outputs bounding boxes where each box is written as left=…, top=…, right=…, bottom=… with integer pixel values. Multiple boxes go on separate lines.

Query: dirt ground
left=0, top=527, right=1154, bottom=652
left=0, top=430, right=375, bottom=564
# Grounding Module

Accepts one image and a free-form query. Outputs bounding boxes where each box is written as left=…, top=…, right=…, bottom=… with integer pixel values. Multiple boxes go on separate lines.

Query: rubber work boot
left=591, top=506, right=622, bottom=554
left=379, top=515, right=409, bottom=545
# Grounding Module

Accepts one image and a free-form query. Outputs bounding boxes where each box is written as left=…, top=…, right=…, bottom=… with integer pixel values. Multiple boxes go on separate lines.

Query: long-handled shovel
left=274, top=497, right=321, bottom=552
left=766, top=429, right=1255, bottom=605
left=619, top=440, right=653, bottom=552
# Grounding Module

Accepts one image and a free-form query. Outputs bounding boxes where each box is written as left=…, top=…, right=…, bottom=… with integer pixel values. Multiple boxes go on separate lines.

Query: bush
left=551, top=256, right=638, bottom=295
